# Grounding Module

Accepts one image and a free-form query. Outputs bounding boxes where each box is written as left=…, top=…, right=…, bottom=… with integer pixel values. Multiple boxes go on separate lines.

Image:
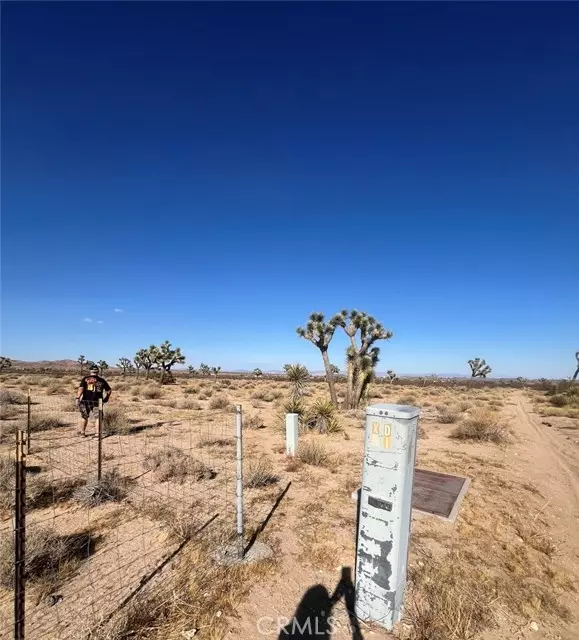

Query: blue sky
left=1, top=2, right=578, bottom=378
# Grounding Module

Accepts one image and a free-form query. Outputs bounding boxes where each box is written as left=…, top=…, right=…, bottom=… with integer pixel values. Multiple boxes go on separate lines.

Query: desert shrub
left=0, top=526, right=95, bottom=587
left=304, top=399, right=342, bottom=434
left=160, top=399, right=178, bottom=408
left=143, top=386, right=162, bottom=400
left=180, top=399, right=201, bottom=410
left=397, top=394, right=417, bottom=405
left=0, top=403, right=20, bottom=420
left=27, top=476, right=84, bottom=509
left=451, top=408, right=508, bottom=443
left=251, top=390, right=276, bottom=403
left=73, top=469, right=131, bottom=506
left=437, top=407, right=459, bottom=424
left=0, top=457, right=14, bottom=510
left=550, top=394, right=568, bottom=408
left=0, top=389, right=26, bottom=405
left=144, top=447, right=214, bottom=483
left=130, top=386, right=141, bottom=397
left=183, top=386, right=198, bottom=395
left=244, top=458, right=279, bottom=488
left=27, top=414, right=67, bottom=432
left=197, top=434, right=233, bottom=448
left=209, top=395, right=231, bottom=411
left=102, top=406, right=130, bottom=435
left=456, top=401, right=471, bottom=413
left=297, top=441, right=331, bottom=468
left=45, top=383, right=64, bottom=395
left=244, top=413, right=265, bottom=429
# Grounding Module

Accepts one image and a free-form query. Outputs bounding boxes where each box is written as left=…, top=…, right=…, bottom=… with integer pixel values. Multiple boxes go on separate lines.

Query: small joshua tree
left=0, top=357, right=12, bottom=372
left=573, top=351, right=579, bottom=382
left=199, top=363, right=211, bottom=377
left=136, top=347, right=159, bottom=380
left=253, top=368, right=263, bottom=378
left=78, top=355, right=86, bottom=375
left=97, top=360, right=109, bottom=373
left=188, top=366, right=197, bottom=378
left=155, top=341, right=186, bottom=384
left=296, top=311, right=346, bottom=407
left=133, top=353, right=144, bottom=379
left=284, top=364, right=309, bottom=400
left=468, top=358, right=492, bottom=379
left=117, top=357, right=132, bottom=376
left=329, top=364, right=341, bottom=378
left=385, top=370, right=398, bottom=385
left=211, top=366, right=221, bottom=380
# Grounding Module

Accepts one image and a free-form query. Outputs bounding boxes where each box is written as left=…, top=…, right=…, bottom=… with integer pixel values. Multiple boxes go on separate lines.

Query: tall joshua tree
left=155, top=340, right=186, bottom=383
left=572, top=351, right=579, bottom=382
left=296, top=311, right=346, bottom=406
left=468, top=358, right=491, bottom=379
left=97, top=360, right=109, bottom=372
left=334, top=310, right=393, bottom=410
left=118, top=357, right=132, bottom=376
left=385, top=370, right=398, bottom=385
left=136, top=347, right=158, bottom=380
left=0, top=357, right=12, bottom=372
left=78, top=355, right=86, bottom=376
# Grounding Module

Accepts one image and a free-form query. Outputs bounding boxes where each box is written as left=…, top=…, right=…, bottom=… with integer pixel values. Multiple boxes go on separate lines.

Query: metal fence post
left=97, top=399, right=103, bottom=482
left=26, top=389, right=31, bottom=455
left=14, top=430, right=26, bottom=640
left=235, top=405, right=244, bottom=560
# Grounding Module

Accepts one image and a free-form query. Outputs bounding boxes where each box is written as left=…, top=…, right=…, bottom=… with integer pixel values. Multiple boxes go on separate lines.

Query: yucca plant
left=284, top=363, right=309, bottom=399
left=304, top=398, right=341, bottom=434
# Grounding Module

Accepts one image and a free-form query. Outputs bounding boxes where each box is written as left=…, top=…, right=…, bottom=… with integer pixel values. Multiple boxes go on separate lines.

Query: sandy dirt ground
left=0, top=374, right=578, bottom=640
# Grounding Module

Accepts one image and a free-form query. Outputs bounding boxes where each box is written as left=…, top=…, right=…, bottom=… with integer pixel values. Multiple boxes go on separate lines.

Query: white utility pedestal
left=285, top=413, right=299, bottom=456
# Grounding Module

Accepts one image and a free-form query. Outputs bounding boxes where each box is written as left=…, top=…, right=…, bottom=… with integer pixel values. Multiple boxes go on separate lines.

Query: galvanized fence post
left=97, top=399, right=103, bottom=482
left=235, top=405, right=244, bottom=559
left=14, top=430, right=26, bottom=640
left=26, top=389, right=31, bottom=455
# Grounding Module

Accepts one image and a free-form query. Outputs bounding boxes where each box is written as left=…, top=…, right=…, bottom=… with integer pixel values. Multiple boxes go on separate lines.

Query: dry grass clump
left=251, top=389, right=279, bottom=403
left=0, top=389, right=27, bottom=405
left=0, top=526, right=95, bottom=588
left=549, top=394, right=568, bottom=407
left=437, top=407, right=460, bottom=424
left=244, top=412, right=265, bottom=429
left=0, top=403, right=20, bottom=420
left=397, top=394, right=418, bottom=405
left=144, top=447, right=214, bottom=483
left=208, top=395, right=231, bottom=410
left=0, top=457, right=14, bottom=511
left=102, top=406, right=130, bottom=434
left=45, top=383, right=65, bottom=395
left=142, top=386, right=163, bottom=399
left=183, top=386, right=198, bottom=395
left=303, top=398, right=342, bottom=434
left=456, top=401, right=471, bottom=413
left=179, top=398, right=201, bottom=410
left=73, top=469, right=131, bottom=506
left=244, top=458, right=279, bottom=488
left=451, top=408, right=508, bottom=443
left=407, top=549, right=496, bottom=640
left=297, top=440, right=332, bottom=468
left=27, top=476, right=85, bottom=509
left=197, top=433, right=233, bottom=448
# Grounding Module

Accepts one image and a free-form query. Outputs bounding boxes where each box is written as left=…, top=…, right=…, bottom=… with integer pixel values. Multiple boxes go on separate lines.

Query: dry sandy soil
left=0, top=372, right=578, bottom=640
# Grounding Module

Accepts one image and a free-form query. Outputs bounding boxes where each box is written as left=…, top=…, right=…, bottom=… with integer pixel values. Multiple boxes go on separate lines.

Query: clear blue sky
left=1, top=2, right=578, bottom=378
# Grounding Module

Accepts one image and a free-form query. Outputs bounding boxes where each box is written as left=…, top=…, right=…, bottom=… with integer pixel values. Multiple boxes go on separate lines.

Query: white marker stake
left=285, top=413, right=299, bottom=456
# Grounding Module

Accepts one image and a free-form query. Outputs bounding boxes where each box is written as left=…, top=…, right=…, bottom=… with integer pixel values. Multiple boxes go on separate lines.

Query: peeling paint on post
left=355, top=403, right=420, bottom=630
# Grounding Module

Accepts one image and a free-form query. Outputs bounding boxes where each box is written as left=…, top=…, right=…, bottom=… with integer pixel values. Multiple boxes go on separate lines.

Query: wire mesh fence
left=0, top=392, right=247, bottom=640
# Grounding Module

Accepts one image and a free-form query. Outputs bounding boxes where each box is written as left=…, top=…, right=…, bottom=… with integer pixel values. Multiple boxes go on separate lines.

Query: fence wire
left=0, top=392, right=242, bottom=640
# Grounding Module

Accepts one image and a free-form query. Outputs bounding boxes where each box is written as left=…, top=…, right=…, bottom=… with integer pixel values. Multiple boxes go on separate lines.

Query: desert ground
left=0, top=371, right=578, bottom=640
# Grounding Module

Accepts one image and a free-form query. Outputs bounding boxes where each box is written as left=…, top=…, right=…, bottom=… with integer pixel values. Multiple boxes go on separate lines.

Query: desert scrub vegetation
left=142, top=385, right=163, bottom=400
left=208, top=395, right=232, bottom=410
left=451, top=408, right=508, bottom=443
left=436, top=407, right=460, bottom=424
left=244, top=458, right=279, bottom=488
left=73, top=469, right=131, bottom=506
left=102, top=406, right=130, bottom=435
left=303, top=398, right=342, bottom=434
left=297, top=440, right=333, bottom=468
left=0, top=526, right=95, bottom=588
left=0, top=457, right=14, bottom=511
left=244, top=412, right=265, bottom=429
left=179, top=398, right=201, bottom=410
left=144, top=447, right=214, bottom=483
left=0, top=389, right=27, bottom=405
left=397, top=394, right=418, bottom=405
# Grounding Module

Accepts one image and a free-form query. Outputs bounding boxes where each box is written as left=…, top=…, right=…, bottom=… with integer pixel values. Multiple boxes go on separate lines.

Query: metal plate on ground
left=412, top=468, right=470, bottom=522
left=351, top=468, right=470, bottom=523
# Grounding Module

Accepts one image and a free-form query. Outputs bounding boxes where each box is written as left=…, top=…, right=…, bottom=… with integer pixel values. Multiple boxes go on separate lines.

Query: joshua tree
left=385, top=370, right=398, bottom=385
left=253, top=368, right=263, bottom=378
left=468, top=358, right=492, bottom=379
left=117, top=357, right=132, bottom=376
left=136, top=346, right=159, bottom=380
left=188, top=366, right=197, bottom=377
left=133, top=353, right=144, bottom=379
left=211, top=366, right=221, bottom=380
left=155, top=340, right=186, bottom=383
left=418, top=376, right=426, bottom=387
left=0, top=357, right=12, bottom=372
left=199, top=363, right=211, bottom=377
left=333, top=310, right=393, bottom=410
left=329, top=364, right=341, bottom=378
left=284, top=364, right=309, bottom=400
left=516, top=376, right=526, bottom=388
left=296, top=311, right=346, bottom=406
left=97, top=360, right=109, bottom=372
left=78, top=355, right=86, bottom=375
left=573, top=351, right=579, bottom=382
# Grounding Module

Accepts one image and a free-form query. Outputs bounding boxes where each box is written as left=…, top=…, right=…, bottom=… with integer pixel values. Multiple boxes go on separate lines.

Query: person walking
left=76, top=363, right=112, bottom=436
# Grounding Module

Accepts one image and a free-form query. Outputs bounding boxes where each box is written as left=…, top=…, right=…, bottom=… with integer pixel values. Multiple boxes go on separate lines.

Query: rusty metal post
left=97, top=399, right=103, bottom=482
left=14, top=430, right=26, bottom=640
left=26, top=390, right=31, bottom=455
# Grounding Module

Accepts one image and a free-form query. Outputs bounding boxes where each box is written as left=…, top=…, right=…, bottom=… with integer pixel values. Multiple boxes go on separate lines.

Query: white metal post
left=235, top=405, right=244, bottom=559
left=285, top=413, right=299, bottom=456
left=355, top=403, right=420, bottom=630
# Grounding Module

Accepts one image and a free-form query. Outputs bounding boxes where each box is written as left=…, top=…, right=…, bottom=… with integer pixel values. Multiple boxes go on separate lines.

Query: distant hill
left=10, top=359, right=80, bottom=370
